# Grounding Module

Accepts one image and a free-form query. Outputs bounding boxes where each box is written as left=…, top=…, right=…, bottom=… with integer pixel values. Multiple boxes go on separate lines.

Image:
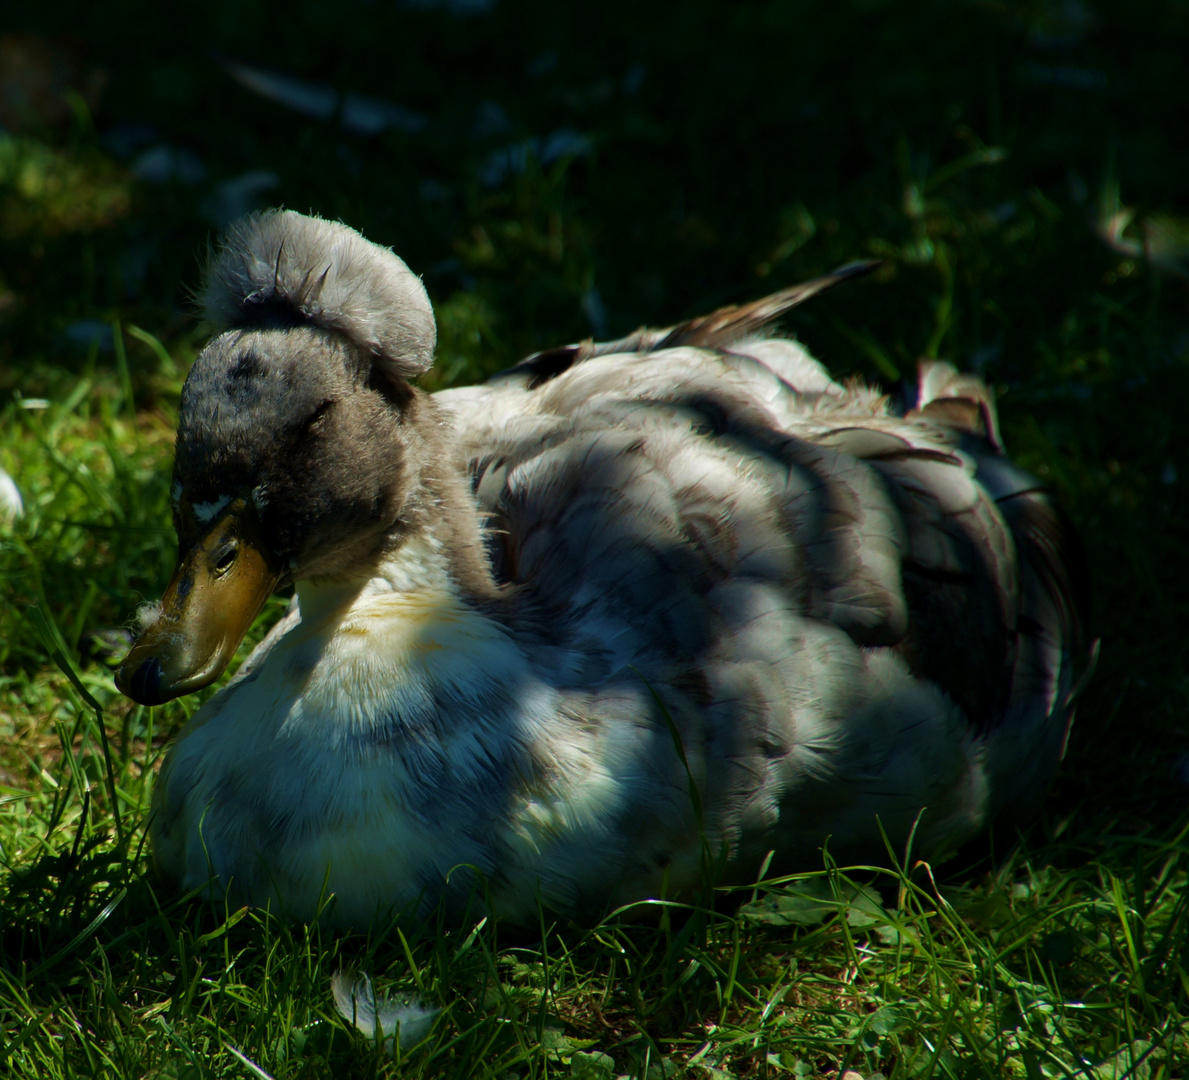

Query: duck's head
left=117, top=210, right=438, bottom=706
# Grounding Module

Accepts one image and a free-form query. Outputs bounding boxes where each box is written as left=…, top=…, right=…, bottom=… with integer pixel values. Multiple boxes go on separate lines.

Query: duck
left=116, top=210, right=1094, bottom=928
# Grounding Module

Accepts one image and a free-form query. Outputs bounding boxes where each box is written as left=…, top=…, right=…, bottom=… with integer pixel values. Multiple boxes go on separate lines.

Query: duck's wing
left=434, top=280, right=1092, bottom=868
left=485, top=260, right=879, bottom=392
left=437, top=261, right=879, bottom=463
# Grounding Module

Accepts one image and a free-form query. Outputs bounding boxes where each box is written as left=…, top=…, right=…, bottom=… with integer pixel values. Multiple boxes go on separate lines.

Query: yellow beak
left=116, top=496, right=282, bottom=705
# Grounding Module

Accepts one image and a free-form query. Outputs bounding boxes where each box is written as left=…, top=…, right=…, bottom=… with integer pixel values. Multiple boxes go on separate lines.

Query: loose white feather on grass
left=0, top=466, right=22, bottom=525
left=331, top=971, right=440, bottom=1054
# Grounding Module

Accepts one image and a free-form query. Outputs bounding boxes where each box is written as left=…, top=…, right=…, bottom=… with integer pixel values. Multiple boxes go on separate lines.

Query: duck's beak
left=116, top=496, right=282, bottom=706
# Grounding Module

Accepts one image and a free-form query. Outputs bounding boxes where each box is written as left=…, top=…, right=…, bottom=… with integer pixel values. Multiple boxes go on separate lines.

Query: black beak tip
left=118, top=656, right=166, bottom=706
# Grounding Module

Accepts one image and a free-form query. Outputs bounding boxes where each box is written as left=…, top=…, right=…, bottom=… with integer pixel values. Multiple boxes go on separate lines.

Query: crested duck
left=116, top=210, right=1093, bottom=927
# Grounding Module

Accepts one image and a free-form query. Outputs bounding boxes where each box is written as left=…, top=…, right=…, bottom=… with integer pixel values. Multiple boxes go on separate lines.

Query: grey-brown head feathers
left=201, top=210, right=436, bottom=379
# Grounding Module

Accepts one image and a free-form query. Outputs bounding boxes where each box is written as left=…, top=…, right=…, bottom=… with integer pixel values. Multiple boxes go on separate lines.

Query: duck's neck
left=302, top=386, right=498, bottom=609
left=295, top=530, right=462, bottom=625
left=282, top=386, right=515, bottom=721
left=286, top=529, right=528, bottom=743
left=390, top=388, right=499, bottom=601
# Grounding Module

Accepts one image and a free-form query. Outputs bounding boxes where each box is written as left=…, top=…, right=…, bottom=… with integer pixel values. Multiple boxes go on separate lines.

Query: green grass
left=2, top=0, right=1188, bottom=1076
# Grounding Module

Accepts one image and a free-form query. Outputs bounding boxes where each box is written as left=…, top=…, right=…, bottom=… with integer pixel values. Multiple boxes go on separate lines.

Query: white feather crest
left=201, top=209, right=437, bottom=379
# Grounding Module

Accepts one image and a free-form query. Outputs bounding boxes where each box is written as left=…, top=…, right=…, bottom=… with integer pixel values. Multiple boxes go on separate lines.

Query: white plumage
left=117, top=211, right=1093, bottom=928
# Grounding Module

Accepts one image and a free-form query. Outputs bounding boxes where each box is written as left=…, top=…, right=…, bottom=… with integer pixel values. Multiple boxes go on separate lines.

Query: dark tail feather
left=655, top=260, right=881, bottom=351
left=497, top=260, right=880, bottom=391
left=997, top=490, right=1096, bottom=694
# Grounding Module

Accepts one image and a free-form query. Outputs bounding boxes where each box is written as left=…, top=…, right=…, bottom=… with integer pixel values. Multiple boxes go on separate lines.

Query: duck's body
left=119, top=211, right=1092, bottom=927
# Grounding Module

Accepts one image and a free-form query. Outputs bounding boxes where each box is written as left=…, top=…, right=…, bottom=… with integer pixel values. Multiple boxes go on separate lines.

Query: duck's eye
left=213, top=543, right=238, bottom=577
left=305, top=399, right=334, bottom=431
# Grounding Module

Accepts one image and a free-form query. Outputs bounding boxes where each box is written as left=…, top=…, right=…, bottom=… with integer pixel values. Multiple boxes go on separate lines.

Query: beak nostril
left=213, top=543, right=238, bottom=576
